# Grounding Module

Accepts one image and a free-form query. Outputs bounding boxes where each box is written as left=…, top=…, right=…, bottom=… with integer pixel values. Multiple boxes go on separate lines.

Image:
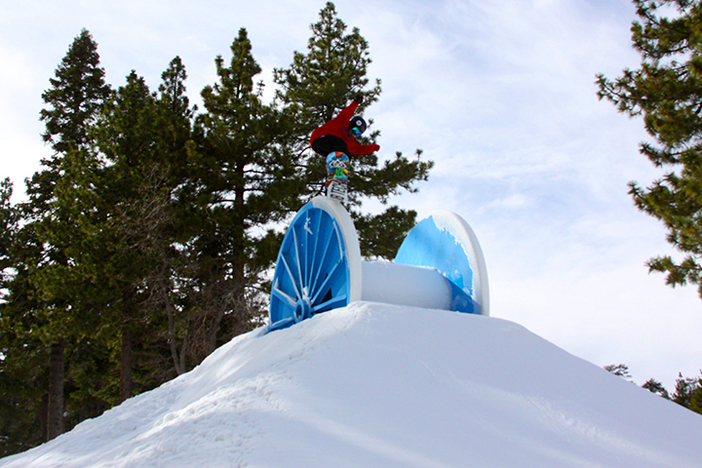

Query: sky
left=1, top=0, right=701, bottom=390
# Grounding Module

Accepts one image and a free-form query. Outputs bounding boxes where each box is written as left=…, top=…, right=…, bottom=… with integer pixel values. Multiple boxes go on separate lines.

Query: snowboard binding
left=327, top=178, right=348, bottom=204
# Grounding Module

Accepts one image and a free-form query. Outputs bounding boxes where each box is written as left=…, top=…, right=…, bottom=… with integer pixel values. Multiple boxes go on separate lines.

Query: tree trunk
left=119, top=329, right=133, bottom=403
left=119, top=288, right=135, bottom=403
left=40, top=390, right=48, bottom=442
left=165, top=294, right=185, bottom=375
left=47, top=340, right=65, bottom=440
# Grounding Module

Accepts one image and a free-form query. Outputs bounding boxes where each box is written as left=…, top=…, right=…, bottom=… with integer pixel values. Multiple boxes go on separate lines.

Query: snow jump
left=268, top=196, right=489, bottom=331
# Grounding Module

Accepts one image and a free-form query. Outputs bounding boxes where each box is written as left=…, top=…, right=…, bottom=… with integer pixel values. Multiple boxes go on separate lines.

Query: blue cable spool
left=269, top=197, right=489, bottom=331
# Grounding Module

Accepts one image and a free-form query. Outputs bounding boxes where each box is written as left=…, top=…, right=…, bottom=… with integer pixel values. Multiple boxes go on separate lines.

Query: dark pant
left=311, top=135, right=349, bottom=157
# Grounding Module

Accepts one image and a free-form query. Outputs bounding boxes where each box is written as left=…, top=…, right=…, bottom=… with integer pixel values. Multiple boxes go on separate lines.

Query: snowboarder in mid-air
left=310, top=94, right=380, bottom=203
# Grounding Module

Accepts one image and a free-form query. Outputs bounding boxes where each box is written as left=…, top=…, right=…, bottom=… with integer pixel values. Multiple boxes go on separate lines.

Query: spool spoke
left=308, top=211, right=322, bottom=288
left=280, top=254, right=302, bottom=301
left=272, top=286, right=296, bottom=306
left=311, top=259, right=342, bottom=305
left=311, top=294, right=348, bottom=313
left=292, top=227, right=306, bottom=299
left=310, top=220, right=335, bottom=299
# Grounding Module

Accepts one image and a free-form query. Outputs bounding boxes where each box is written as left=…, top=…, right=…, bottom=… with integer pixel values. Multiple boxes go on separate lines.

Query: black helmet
left=349, top=115, right=367, bottom=135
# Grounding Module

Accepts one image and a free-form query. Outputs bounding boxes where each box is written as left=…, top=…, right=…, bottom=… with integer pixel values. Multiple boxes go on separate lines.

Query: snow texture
left=2, top=302, right=701, bottom=468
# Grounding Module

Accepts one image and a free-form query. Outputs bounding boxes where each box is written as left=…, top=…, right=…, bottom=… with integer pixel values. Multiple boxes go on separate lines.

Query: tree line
left=0, top=2, right=432, bottom=456
left=605, top=364, right=702, bottom=414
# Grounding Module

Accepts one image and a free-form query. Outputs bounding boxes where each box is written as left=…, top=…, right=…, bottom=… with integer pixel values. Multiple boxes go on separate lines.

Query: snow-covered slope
left=2, top=302, right=701, bottom=468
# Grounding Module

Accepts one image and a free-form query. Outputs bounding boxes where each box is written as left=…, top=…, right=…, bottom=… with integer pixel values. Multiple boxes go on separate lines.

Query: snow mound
left=2, top=302, right=701, bottom=467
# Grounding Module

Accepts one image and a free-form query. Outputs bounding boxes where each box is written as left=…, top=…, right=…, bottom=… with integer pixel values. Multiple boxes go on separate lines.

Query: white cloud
left=479, top=193, right=534, bottom=213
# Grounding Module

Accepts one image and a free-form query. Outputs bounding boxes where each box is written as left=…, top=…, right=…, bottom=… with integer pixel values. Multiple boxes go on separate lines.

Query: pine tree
left=92, top=70, right=162, bottom=402
left=597, top=1, right=702, bottom=296
left=0, top=178, right=51, bottom=452
left=642, top=378, right=671, bottom=399
left=688, top=384, right=702, bottom=414
left=274, top=2, right=432, bottom=259
left=604, top=363, right=633, bottom=380
left=95, top=61, right=204, bottom=383
left=138, top=57, right=199, bottom=376
left=0, top=178, right=15, bottom=285
left=191, top=28, right=294, bottom=345
left=6, top=28, right=112, bottom=442
left=671, top=373, right=701, bottom=409
left=35, top=28, right=110, bottom=205
left=0, top=180, right=44, bottom=457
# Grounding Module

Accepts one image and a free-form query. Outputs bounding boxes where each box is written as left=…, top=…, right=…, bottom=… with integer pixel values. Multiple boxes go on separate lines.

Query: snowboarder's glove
left=370, top=144, right=380, bottom=153
left=354, top=94, right=363, bottom=104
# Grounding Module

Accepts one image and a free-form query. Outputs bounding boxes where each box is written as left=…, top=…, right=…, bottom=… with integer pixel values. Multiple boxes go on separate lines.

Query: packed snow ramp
left=2, top=303, right=702, bottom=468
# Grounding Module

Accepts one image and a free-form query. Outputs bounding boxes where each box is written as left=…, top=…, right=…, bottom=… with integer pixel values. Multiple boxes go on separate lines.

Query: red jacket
left=310, top=100, right=380, bottom=155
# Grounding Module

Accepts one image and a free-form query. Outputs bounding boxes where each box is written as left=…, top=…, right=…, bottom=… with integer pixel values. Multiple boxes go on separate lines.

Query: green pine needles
left=598, top=0, right=702, bottom=297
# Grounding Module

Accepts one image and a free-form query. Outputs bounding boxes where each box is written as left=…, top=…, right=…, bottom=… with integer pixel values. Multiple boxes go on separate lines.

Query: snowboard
left=326, top=151, right=349, bottom=203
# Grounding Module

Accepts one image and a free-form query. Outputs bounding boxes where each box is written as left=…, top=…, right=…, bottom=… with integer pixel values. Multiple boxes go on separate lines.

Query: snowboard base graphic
left=326, top=151, right=350, bottom=203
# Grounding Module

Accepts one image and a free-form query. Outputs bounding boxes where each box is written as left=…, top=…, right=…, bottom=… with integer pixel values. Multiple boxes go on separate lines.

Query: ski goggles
left=350, top=126, right=363, bottom=137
